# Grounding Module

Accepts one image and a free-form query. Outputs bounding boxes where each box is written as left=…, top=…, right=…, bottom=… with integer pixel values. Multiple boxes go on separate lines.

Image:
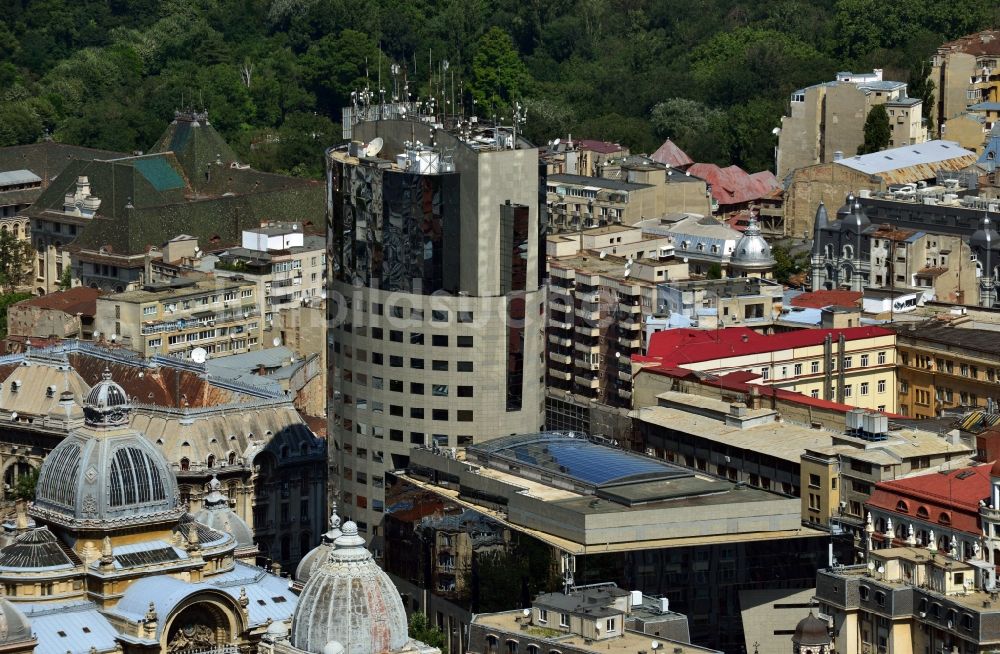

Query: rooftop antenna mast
left=512, top=100, right=527, bottom=150
left=560, top=552, right=575, bottom=594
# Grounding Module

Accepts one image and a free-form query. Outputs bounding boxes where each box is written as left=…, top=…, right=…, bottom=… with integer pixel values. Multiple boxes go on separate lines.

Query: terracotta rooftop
left=866, top=464, right=992, bottom=537
left=16, top=287, right=102, bottom=316
left=938, top=29, right=1000, bottom=56
left=577, top=139, right=625, bottom=154
left=789, top=290, right=862, bottom=309
left=651, top=139, right=694, bottom=168
left=686, top=164, right=780, bottom=206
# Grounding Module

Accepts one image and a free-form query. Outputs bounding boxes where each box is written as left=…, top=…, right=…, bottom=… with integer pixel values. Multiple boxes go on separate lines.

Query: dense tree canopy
left=0, top=0, right=996, bottom=176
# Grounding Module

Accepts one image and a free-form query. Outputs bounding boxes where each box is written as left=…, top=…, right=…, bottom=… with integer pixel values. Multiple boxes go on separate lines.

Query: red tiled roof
left=939, top=30, right=1000, bottom=57
left=17, top=287, right=102, bottom=316
left=577, top=139, right=625, bottom=154
left=651, top=139, right=694, bottom=168
left=866, top=464, right=992, bottom=538
left=644, top=326, right=893, bottom=366
left=644, top=327, right=758, bottom=357
left=789, top=290, right=862, bottom=309
left=687, top=164, right=781, bottom=206
left=632, top=364, right=902, bottom=415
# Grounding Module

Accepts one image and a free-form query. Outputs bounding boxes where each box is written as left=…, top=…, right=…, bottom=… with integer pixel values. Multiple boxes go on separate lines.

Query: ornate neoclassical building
left=0, top=371, right=298, bottom=654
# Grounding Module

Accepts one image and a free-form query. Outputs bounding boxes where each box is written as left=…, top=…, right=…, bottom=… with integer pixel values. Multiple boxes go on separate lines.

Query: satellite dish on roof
left=522, top=609, right=531, bottom=618
left=365, top=137, right=384, bottom=158
left=273, top=336, right=282, bottom=347
left=191, top=347, right=208, bottom=364
left=599, top=250, right=607, bottom=259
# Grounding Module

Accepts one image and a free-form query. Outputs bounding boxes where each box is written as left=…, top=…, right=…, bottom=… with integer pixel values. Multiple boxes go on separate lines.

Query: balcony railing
left=141, top=309, right=260, bottom=335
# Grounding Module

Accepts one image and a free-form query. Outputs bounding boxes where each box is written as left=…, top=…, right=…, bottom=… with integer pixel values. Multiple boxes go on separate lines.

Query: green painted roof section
left=149, top=114, right=240, bottom=189
left=133, top=156, right=186, bottom=191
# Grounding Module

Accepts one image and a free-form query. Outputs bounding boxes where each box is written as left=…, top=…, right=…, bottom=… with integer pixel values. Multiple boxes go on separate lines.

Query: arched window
left=486, top=636, right=499, bottom=654
left=207, top=454, right=215, bottom=469
left=939, top=512, right=951, bottom=526
left=917, top=506, right=929, bottom=519
left=527, top=646, right=539, bottom=654
left=506, top=640, right=518, bottom=654
left=843, top=244, right=854, bottom=259
left=180, top=457, right=190, bottom=471
left=228, top=451, right=237, bottom=465
left=825, top=244, right=834, bottom=258
left=896, top=500, right=909, bottom=513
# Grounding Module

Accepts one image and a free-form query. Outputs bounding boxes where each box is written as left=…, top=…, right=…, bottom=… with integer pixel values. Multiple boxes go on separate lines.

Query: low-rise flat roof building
left=386, top=432, right=833, bottom=653
left=94, top=277, right=262, bottom=360
left=468, top=585, right=721, bottom=654
left=215, top=223, right=325, bottom=325
left=815, top=545, right=1000, bottom=653
left=7, top=286, right=101, bottom=339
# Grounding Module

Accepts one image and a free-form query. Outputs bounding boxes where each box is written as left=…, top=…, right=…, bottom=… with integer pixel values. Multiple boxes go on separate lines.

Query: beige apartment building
left=546, top=160, right=711, bottom=231
left=778, top=70, right=925, bottom=178
left=816, top=545, right=1000, bottom=653
left=932, top=29, right=1000, bottom=137
left=641, top=326, right=897, bottom=412
left=215, top=223, right=325, bottom=326
left=548, top=251, right=687, bottom=407
left=94, top=277, right=263, bottom=359
left=890, top=320, right=1000, bottom=418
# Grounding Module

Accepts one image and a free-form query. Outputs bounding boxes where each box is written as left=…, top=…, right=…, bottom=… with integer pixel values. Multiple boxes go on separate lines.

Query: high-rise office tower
left=326, top=118, right=546, bottom=546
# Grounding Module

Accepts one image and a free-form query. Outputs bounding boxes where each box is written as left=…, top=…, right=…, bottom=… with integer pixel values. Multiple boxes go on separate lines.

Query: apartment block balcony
left=549, top=352, right=573, bottom=366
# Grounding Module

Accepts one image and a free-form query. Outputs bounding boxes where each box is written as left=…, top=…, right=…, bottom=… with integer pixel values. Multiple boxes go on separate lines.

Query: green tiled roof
left=24, top=125, right=323, bottom=256
left=0, top=142, right=127, bottom=182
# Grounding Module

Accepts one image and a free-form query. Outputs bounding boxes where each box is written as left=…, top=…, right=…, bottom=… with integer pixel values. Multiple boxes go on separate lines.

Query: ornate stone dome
left=83, top=367, right=131, bottom=427
left=0, top=598, right=32, bottom=645
left=731, top=217, right=775, bottom=270
left=294, top=506, right=342, bottom=584
left=193, top=476, right=254, bottom=549
left=792, top=612, right=830, bottom=646
left=31, top=372, right=181, bottom=529
left=291, top=521, right=408, bottom=654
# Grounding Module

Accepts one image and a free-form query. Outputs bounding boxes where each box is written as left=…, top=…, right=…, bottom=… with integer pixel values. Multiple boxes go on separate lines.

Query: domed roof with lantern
left=294, top=505, right=342, bottom=585
left=731, top=216, right=775, bottom=270
left=792, top=611, right=830, bottom=646
left=193, top=475, right=254, bottom=550
left=290, top=521, right=409, bottom=654
left=30, top=369, right=182, bottom=529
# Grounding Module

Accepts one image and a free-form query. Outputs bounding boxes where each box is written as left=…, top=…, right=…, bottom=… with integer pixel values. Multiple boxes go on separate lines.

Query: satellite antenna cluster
left=190, top=347, right=207, bottom=364
left=364, top=137, right=384, bottom=158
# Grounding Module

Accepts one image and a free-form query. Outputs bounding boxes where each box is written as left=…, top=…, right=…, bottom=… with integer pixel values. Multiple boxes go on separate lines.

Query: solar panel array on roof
left=469, top=432, right=690, bottom=487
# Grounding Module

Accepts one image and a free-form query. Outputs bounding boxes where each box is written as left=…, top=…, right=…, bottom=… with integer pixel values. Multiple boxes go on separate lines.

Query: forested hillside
left=1, top=0, right=996, bottom=177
